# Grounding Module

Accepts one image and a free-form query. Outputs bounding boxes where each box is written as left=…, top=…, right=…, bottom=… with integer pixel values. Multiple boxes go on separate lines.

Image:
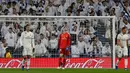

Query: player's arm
left=117, top=34, right=123, bottom=48
left=127, top=39, right=128, bottom=47
left=117, top=39, right=123, bottom=48
left=14, top=33, right=17, bottom=46
left=14, top=39, right=20, bottom=51
left=126, top=37, right=128, bottom=47
left=31, top=33, right=35, bottom=52
left=67, top=33, right=71, bottom=48
left=19, top=32, right=24, bottom=48
left=58, top=34, right=61, bottom=49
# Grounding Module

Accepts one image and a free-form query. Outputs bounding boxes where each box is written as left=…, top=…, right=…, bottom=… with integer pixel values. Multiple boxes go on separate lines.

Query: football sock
left=116, top=59, right=120, bottom=66
left=27, top=59, right=30, bottom=69
left=124, top=58, right=128, bottom=68
left=59, top=57, right=62, bottom=67
left=22, top=58, right=26, bottom=66
left=63, top=58, right=66, bottom=67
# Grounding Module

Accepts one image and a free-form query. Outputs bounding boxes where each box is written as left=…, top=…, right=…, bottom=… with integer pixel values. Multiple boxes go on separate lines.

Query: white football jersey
left=117, top=33, right=128, bottom=47
left=20, top=31, right=35, bottom=49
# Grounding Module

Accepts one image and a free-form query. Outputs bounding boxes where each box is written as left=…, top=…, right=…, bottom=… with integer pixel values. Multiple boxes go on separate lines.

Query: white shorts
left=23, top=48, right=33, bottom=56
left=117, top=46, right=128, bottom=58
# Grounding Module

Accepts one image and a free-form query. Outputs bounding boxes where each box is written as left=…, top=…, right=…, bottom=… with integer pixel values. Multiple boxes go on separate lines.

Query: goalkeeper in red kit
left=57, top=27, right=71, bottom=69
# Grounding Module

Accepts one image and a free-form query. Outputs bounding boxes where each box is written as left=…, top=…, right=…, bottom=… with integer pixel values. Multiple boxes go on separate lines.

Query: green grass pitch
left=0, top=69, right=130, bottom=73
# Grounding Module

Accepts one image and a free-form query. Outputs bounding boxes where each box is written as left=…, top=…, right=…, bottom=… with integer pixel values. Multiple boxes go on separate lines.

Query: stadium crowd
left=0, top=0, right=130, bottom=58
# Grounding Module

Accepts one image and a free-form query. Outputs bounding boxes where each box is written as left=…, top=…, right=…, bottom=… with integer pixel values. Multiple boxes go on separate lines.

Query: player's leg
left=21, top=56, right=27, bottom=71
left=26, top=48, right=33, bottom=71
left=123, top=48, right=128, bottom=70
left=115, top=48, right=122, bottom=70
left=26, top=55, right=31, bottom=71
left=124, top=56, right=128, bottom=70
left=115, top=58, right=122, bottom=70
left=58, top=49, right=64, bottom=69
left=62, top=49, right=69, bottom=69
left=58, top=54, right=63, bottom=69
left=62, top=54, right=66, bottom=69
left=22, top=48, right=27, bottom=71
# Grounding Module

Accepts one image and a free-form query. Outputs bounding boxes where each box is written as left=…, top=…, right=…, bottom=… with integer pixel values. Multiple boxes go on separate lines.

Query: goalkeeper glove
left=66, top=47, right=69, bottom=51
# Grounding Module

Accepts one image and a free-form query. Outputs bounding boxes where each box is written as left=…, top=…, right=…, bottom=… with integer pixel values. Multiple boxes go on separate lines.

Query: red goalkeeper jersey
left=58, top=32, right=70, bottom=49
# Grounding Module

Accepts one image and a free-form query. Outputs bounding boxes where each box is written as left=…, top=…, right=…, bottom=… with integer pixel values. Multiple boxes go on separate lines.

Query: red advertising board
left=0, top=58, right=111, bottom=68
left=0, top=58, right=129, bottom=68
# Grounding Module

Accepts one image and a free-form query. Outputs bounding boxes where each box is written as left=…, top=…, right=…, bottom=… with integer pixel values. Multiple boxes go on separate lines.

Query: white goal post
left=0, top=16, right=116, bottom=69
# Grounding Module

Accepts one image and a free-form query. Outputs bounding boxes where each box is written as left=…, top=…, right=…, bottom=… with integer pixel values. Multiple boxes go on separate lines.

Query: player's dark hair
left=9, top=27, right=12, bottom=30
left=24, top=24, right=30, bottom=31
left=122, top=26, right=126, bottom=30
left=40, top=33, right=44, bottom=36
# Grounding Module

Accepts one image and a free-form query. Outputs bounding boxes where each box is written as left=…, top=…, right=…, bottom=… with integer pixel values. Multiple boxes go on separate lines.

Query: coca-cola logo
left=65, top=59, right=104, bottom=68
left=0, top=59, right=22, bottom=68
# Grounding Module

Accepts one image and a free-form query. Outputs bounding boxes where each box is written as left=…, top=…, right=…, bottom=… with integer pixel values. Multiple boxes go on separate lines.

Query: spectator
left=5, top=49, right=12, bottom=58
left=101, top=1, right=108, bottom=16
left=37, top=2, right=45, bottom=16
left=77, top=36, right=86, bottom=57
left=77, top=0, right=86, bottom=16
left=66, top=6, right=72, bottom=16
left=70, top=25, right=79, bottom=57
left=120, top=15, right=130, bottom=31
left=18, top=0, right=27, bottom=10
left=1, top=1, right=7, bottom=12
left=34, top=29, right=40, bottom=43
left=86, top=21, right=96, bottom=34
left=46, top=2, right=56, bottom=16
left=49, top=34, right=58, bottom=50
left=20, top=9, right=28, bottom=15
left=40, top=23, right=47, bottom=35
left=4, top=27, right=16, bottom=57
left=123, top=1, right=130, bottom=14
left=34, top=40, right=49, bottom=57
left=89, top=36, right=103, bottom=57
left=105, top=24, right=111, bottom=39
left=0, top=39, right=7, bottom=58
left=48, top=34, right=58, bottom=57
left=112, top=1, right=122, bottom=19
left=110, top=8, right=116, bottom=16
left=83, top=29, right=91, bottom=55
left=14, top=33, right=23, bottom=58
left=40, top=33, right=48, bottom=48
left=119, top=11, right=125, bottom=30
left=71, top=44, right=80, bottom=57
left=14, top=33, right=21, bottom=50
left=1, top=22, right=10, bottom=37
left=7, top=2, right=13, bottom=15
left=8, top=8, right=19, bottom=15
left=58, top=0, right=66, bottom=16
left=88, top=6, right=96, bottom=16
left=102, top=42, right=111, bottom=57
left=0, top=5, right=4, bottom=15
left=71, top=25, right=78, bottom=34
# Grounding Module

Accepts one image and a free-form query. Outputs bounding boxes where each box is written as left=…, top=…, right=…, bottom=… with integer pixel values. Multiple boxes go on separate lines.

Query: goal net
left=0, top=16, right=116, bottom=69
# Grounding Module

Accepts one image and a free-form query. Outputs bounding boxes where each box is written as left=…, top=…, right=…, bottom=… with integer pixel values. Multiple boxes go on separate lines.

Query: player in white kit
left=116, top=27, right=128, bottom=70
left=20, top=24, right=35, bottom=71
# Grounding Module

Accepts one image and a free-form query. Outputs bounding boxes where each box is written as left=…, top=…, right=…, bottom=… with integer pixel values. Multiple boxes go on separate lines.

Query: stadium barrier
left=0, top=58, right=112, bottom=68
left=1, top=58, right=129, bottom=68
